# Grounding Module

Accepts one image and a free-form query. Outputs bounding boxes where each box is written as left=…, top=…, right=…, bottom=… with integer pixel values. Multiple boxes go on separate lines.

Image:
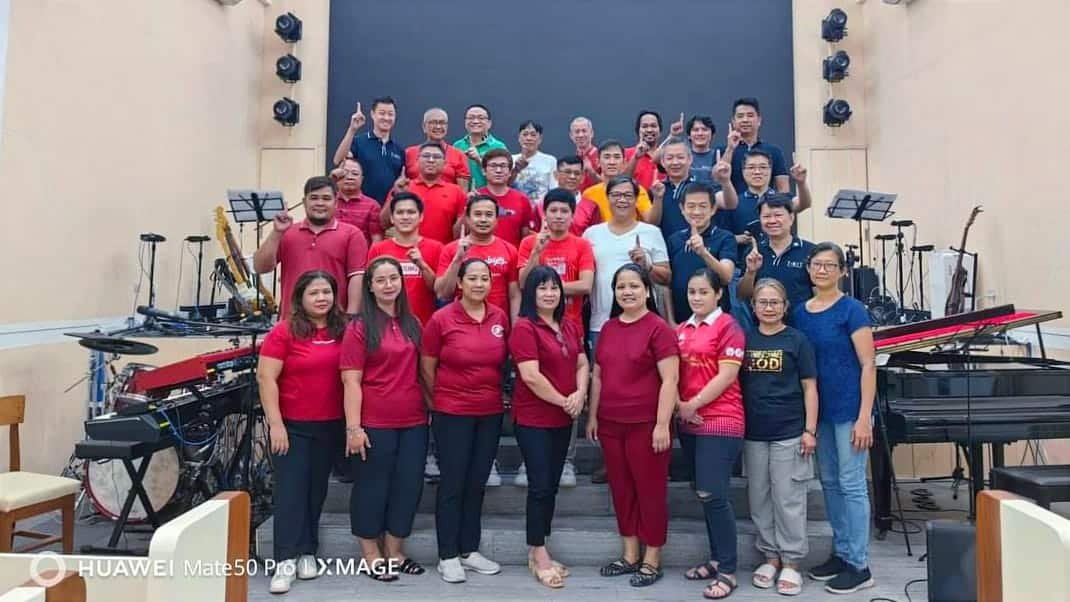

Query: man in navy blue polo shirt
left=666, top=181, right=737, bottom=326
left=738, top=195, right=816, bottom=309
left=729, top=149, right=812, bottom=257
left=716, top=97, right=790, bottom=195
left=658, top=137, right=738, bottom=241
left=331, top=96, right=404, bottom=204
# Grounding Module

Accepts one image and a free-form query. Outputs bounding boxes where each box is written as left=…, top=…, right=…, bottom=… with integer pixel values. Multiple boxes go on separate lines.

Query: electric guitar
left=214, top=206, right=277, bottom=316
left=943, top=205, right=983, bottom=316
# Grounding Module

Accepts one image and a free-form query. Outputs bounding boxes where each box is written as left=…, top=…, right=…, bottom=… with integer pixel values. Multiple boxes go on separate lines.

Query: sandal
left=529, top=560, right=565, bottom=589
left=396, top=558, right=425, bottom=575
left=367, top=570, right=398, bottom=582
left=551, top=560, right=570, bottom=578
left=703, top=574, right=737, bottom=599
left=752, top=562, right=778, bottom=589
left=366, top=558, right=398, bottom=582
left=600, top=558, right=639, bottom=577
left=629, top=563, right=663, bottom=587
left=776, top=567, right=802, bottom=596
left=685, top=560, right=719, bottom=581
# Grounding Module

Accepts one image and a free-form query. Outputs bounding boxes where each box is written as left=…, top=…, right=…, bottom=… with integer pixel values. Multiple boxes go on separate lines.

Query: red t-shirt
left=276, top=220, right=368, bottom=315
left=508, top=318, right=583, bottom=428
left=405, top=144, right=471, bottom=185
left=367, top=237, right=443, bottom=326
left=624, top=147, right=664, bottom=190
left=390, top=179, right=467, bottom=244
left=422, top=301, right=510, bottom=416
left=260, top=321, right=344, bottom=421
left=339, top=319, right=426, bottom=428
left=437, top=236, right=518, bottom=314
left=569, top=197, right=604, bottom=236
left=477, top=187, right=534, bottom=246
left=335, top=192, right=383, bottom=246
left=579, top=146, right=601, bottom=191
left=676, top=310, right=746, bottom=437
left=516, top=233, right=595, bottom=329
left=594, top=311, right=679, bottom=424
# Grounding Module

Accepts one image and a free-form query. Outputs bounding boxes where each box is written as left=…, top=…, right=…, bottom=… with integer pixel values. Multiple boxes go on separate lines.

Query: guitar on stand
left=214, top=206, right=276, bottom=319
left=944, top=206, right=983, bottom=316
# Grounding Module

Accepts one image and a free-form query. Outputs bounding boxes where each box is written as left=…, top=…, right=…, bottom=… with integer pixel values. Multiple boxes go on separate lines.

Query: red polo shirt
left=624, top=146, right=664, bottom=190
left=276, top=219, right=367, bottom=315
left=405, top=144, right=471, bottom=185
left=477, top=187, right=535, bottom=246
left=335, top=192, right=383, bottom=246
left=260, top=321, right=344, bottom=421
left=367, top=237, right=443, bottom=326
left=339, top=319, right=426, bottom=428
left=579, top=146, right=601, bottom=190
left=676, top=310, right=746, bottom=437
left=516, top=233, right=594, bottom=329
left=509, top=318, right=583, bottom=428
left=437, top=236, right=518, bottom=314
left=392, top=179, right=467, bottom=244
left=422, top=301, right=510, bottom=416
left=594, top=311, right=679, bottom=424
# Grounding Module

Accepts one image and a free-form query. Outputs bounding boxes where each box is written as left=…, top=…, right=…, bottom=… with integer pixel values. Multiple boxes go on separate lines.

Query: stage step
left=256, top=513, right=834, bottom=568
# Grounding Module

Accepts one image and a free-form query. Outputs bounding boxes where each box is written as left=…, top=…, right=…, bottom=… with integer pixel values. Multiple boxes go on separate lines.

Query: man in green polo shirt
left=454, top=103, right=508, bottom=190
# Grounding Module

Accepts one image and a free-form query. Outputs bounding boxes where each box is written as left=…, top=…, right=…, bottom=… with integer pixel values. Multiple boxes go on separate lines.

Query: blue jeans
left=816, top=421, right=870, bottom=569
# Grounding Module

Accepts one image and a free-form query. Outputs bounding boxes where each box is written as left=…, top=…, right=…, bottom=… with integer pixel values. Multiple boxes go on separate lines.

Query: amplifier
left=926, top=519, right=976, bottom=601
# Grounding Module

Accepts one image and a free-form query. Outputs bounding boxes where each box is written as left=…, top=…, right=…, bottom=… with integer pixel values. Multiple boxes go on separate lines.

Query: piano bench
left=990, top=465, right=1070, bottom=509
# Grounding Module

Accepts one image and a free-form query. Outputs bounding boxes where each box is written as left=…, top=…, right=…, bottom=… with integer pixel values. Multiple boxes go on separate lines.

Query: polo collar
left=685, top=308, right=723, bottom=328
left=299, top=218, right=339, bottom=232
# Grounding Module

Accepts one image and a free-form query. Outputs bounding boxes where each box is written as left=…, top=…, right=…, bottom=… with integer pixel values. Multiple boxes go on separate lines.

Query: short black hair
left=304, top=175, right=336, bottom=196
left=481, top=148, right=513, bottom=168
left=609, top=263, right=658, bottom=318
left=542, top=187, right=576, bottom=213
left=390, top=191, right=424, bottom=214
left=418, top=141, right=445, bottom=154
left=465, top=103, right=491, bottom=119
left=756, top=193, right=794, bottom=215
left=733, top=97, right=761, bottom=115
left=686, top=115, right=716, bottom=136
left=688, top=267, right=730, bottom=313
left=518, top=120, right=543, bottom=134
left=519, top=265, right=565, bottom=324
left=597, top=139, right=625, bottom=156
left=744, top=149, right=773, bottom=165
left=466, top=193, right=498, bottom=216
left=557, top=154, right=582, bottom=169
left=371, top=96, right=396, bottom=112
left=634, top=110, right=663, bottom=136
left=680, top=181, right=716, bottom=205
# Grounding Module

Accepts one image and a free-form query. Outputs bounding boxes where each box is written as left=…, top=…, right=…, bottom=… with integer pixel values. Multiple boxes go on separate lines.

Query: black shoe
left=591, top=465, right=608, bottom=484
left=825, top=565, right=874, bottom=594
left=808, top=555, right=845, bottom=581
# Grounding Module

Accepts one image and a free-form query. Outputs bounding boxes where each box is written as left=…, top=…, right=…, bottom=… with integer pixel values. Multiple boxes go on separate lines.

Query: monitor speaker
left=926, top=519, right=976, bottom=601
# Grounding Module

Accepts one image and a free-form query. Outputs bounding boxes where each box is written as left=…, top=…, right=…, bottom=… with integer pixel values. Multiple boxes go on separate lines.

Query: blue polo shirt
left=752, top=235, right=815, bottom=308
left=715, top=138, right=789, bottom=194
left=661, top=176, right=725, bottom=241
left=350, top=131, right=404, bottom=204
left=667, top=223, right=737, bottom=324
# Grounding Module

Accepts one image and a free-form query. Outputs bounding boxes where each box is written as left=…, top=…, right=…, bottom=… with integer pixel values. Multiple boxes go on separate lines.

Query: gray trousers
left=743, top=436, right=814, bottom=563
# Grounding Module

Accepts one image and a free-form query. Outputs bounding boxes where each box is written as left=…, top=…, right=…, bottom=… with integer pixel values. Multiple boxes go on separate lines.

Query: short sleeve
left=422, top=239, right=443, bottom=272
left=795, top=332, right=818, bottom=379
left=516, top=236, right=534, bottom=270
left=577, top=237, right=595, bottom=271
left=717, top=319, right=746, bottom=365
left=259, top=322, right=292, bottom=360
left=505, top=242, right=519, bottom=283
left=365, top=202, right=385, bottom=239
left=508, top=320, right=540, bottom=364
left=346, top=228, right=369, bottom=275
left=436, top=242, right=456, bottom=276
left=771, top=146, right=789, bottom=178
left=716, top=231, right=737, bottom=266
left=646, top=228, right=670, bottom=265
left=421, top=312, right=444, bottom=358
left=572, top=198, right=600, bottom=235
left=338, top=322, right=368, bottom=371
left=452, top=188, right=468, bottom=220
left=636, top=186, right=652, bottom=215
left=651, top=318, right=680, bottom=362
left=455, top=149, right=472, bottom=179
left=845, top=298, right=872, bottom=335
left=367, top=240, right=385, bottom=262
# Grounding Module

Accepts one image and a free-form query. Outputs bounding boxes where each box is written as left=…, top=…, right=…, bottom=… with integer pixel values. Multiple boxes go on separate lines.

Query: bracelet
left=345, top=425, right=364, bottom=434
left=804, top=428, right=817, bottom=437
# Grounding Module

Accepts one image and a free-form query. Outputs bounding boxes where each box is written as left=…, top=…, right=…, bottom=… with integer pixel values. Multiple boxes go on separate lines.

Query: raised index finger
left=356, top=101, right=362, bottom=114
left=715, top=149, right=722, bottom=162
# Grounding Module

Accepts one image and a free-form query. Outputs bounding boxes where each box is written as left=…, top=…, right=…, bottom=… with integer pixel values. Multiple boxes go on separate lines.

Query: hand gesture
left=272, top=210, right=293, bottom=234
left=649, top=179, right=666, bottom=201
left=465, top=145, right=481, bottom=162
left=349, top=102, right=365, bottom=132
left=745, top=236, right=763, bottom=273
left=735, top=232, right=753, bottom=247
left=726, top=124, right=742, bottom=148
left=712, top=149, right=731, bottom=184
left=635, top=139, right=650, bottom=156
left=393, top=173, right=410, bottom=192
left=455, top=225, right=472, bottom=258
left=670, top=112, right=685, bottom=136
left=515, top=156, right=530, bottom=172
left=329, top=166, right=346, bottom=181
left=685, top=224, right=705, bottom=255
left=407, top=245, right=425, bottom=269
left=534, top=221, right=551, bottom=253
left=562, top=391, right=584, bottom=418
left=345, top=428, right=371, bottom=461
left=583, top=156, right=596, bottom=176
left=652, top=422, right=671, bottom=453
left=585, top=415, right=598, bottom=442
left=789, top=153, right=807, bottom=184
left=268, top=422, right=289, bottom=455
left=628, top=234, right=648, bottom=268
left=851, top=415, right=873, bottom=450
left=800, top=431, right=817, bottom=456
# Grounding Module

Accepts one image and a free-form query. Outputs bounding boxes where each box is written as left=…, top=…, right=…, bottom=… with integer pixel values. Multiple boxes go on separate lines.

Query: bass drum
left=84, top=447, right=180, bottom=522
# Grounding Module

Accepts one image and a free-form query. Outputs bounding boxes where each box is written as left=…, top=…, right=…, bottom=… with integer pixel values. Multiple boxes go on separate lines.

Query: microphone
left=136, top=305, right=187, bottom=322
left=875, top=234, right=898, bottom=241
left=891, top=220, right=914, bottom=227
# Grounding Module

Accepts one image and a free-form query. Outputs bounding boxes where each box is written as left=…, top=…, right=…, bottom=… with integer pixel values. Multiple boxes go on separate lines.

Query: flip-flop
left=776, top=566, right=802, bottom=596
left=752, top=563, right=778, bottom=589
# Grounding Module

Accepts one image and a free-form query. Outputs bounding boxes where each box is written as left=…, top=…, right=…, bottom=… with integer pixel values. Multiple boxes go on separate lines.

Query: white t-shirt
left=512, top=151, right=558, bottom=209
left=583, top=221, right=669, bottom=332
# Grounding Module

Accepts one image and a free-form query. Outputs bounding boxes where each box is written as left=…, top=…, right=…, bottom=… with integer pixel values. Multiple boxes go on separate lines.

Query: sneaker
left=514, top=462, right=528, bottom=487
left=425, top=454, right=440, bottom=482
left=808, top=555, right=846, bottom=582
left=460, top=551, right=501, bottom=575
left=591, top=464, right=608, bottom=484
left=270, top=559, right=296, bottom=593
left=559, top=461, right=577, bottom=488
left=825, top=565, right=874, bottom=594
left=486, top=460, right=502, bottom=487
left=297, top=554, right=318, bottom=580
left=437, top=557, right=466, bottom=583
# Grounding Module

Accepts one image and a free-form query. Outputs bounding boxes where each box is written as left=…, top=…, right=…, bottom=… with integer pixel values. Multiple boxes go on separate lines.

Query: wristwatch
left=804, top=428, right=817, bottom=437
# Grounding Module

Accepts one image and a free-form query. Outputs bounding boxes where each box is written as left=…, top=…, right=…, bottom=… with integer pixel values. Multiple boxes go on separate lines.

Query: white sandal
left=776, top=567, right=803, bottom=596
left=752, top=563, right=778, bottom=589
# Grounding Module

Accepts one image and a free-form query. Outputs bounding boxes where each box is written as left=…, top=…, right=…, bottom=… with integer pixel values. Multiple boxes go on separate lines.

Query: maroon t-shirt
left=339, top=318, right=426, bottom=429
left=594, top=311, right=679, bottom=424
left=422, top=301, right=509, bottom=416
left=259, top=321, right=344, bottom=421
left=276, top=219, right=368, bottom=315
left=508, top=318, right=584, bottom=428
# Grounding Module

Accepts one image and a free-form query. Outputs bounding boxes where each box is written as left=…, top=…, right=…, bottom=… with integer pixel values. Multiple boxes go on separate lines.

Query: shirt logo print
left=490, top=325, right=505, bottom=338
left=745, top=349, right=783, bottom=372
left=483, top=256, right=509, bottom=268
left=400, top=261, right=420, bottom=276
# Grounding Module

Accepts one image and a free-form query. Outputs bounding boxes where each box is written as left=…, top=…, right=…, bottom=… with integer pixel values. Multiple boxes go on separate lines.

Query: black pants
left=432, top=411, right=503, bottom=559
left=350, top=425, right=428, bottom=539
left=515, top=424, right=572, bottom=546
left=271, top=419, right=343, bottom=560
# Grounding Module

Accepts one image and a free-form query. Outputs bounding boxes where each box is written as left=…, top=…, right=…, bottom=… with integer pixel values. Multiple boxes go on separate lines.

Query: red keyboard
left=129, top=346, right=256, bottom=396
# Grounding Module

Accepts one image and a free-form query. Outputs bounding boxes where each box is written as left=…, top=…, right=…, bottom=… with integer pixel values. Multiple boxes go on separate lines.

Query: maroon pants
left=599, top=419, right=671, bottom=547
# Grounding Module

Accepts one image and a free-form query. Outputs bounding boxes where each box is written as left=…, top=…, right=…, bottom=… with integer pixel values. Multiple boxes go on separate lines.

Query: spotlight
left=823, top=50, right=851, bottom=83
left=273, top=98, right=300, bottom=126
left=821, top=8, right=848, bottom=42
left=276, top=54, right=302, bottom=83
left=274, top=12, right=302, bottom=43
left=823, top=99, right=852, bottom=127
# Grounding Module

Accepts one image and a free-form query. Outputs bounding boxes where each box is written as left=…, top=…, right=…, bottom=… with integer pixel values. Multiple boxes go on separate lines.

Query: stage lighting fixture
left=823, top=99, right=852, bottom=127
left=275, top=12, right=302, bottom=43
left=821, top=8, right=848, bottom=42
left=273, top=98, right=300, bottom=126
left=276, top=54, right=302, bottom=83
left=823, top=50, right=851, bottom=83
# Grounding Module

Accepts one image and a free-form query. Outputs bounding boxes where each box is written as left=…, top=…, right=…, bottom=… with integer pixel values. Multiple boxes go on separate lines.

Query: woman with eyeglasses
left=741, top=278, right=818, bottom=596
left=791, top=242, right=876, bottom=595
left=508, top=265, right=588, bottom=589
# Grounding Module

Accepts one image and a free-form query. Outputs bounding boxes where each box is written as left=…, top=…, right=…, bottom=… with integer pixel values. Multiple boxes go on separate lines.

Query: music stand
left=826, top=189, right=897, bottom=267
left=226, top=190, right=284, bottom=317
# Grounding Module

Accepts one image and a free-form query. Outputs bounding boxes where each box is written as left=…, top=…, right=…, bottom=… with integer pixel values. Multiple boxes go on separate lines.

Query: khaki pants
left=743, top=436, right=814, bottom=563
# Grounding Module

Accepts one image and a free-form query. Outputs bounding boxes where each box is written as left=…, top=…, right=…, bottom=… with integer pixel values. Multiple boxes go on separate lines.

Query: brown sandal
left=529, top=560, right=565, bottom=589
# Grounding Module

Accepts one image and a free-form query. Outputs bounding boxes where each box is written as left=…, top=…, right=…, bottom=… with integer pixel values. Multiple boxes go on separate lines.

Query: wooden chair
left=0, top=395, right=81, bottom=553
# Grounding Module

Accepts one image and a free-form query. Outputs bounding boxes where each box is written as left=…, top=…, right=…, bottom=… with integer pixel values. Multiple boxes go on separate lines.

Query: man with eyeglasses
left=383, top=142, right=467, bottom=245
left=569, top=116, right=601, bottom=190
left=477, top=148, right=535, bottom=246
left=454, top=104, right=508, bottom=190
left=573, top=140, right=663, bottom=234
left=331, top=96, right=405, bottom=205
left=737, top=195, right=816, bottom=310
left=656, top=137, right=738, bottom=241
left=404, top=107, right=471, bottom=190
left=715, top=97, right=790, bottom=195
left=330, top=158, right=384, bottom=247
left=728, top=149, right=811, bottom=256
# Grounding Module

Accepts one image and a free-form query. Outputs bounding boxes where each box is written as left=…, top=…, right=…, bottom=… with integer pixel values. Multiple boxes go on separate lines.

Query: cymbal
left=67, top=333, right=159, bottom=356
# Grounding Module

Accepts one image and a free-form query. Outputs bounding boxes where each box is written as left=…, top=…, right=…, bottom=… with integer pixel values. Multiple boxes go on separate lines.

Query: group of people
left=252, top=97, right=877, bottom=599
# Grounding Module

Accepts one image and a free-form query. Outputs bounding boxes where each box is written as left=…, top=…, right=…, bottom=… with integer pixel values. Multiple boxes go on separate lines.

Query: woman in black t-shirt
left=741, top=278, right=818, bottom=596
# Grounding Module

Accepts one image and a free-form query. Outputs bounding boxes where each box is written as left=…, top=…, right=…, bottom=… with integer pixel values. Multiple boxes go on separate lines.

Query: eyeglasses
left=809, top=261, right=843, bottom=272
left=608, top=192, right=636, bottom=201
left=755, top=299, right=784, bottom=308
left=466, top=115, right=489, bottom=122
left=419, top=153, right=444, bottom=161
